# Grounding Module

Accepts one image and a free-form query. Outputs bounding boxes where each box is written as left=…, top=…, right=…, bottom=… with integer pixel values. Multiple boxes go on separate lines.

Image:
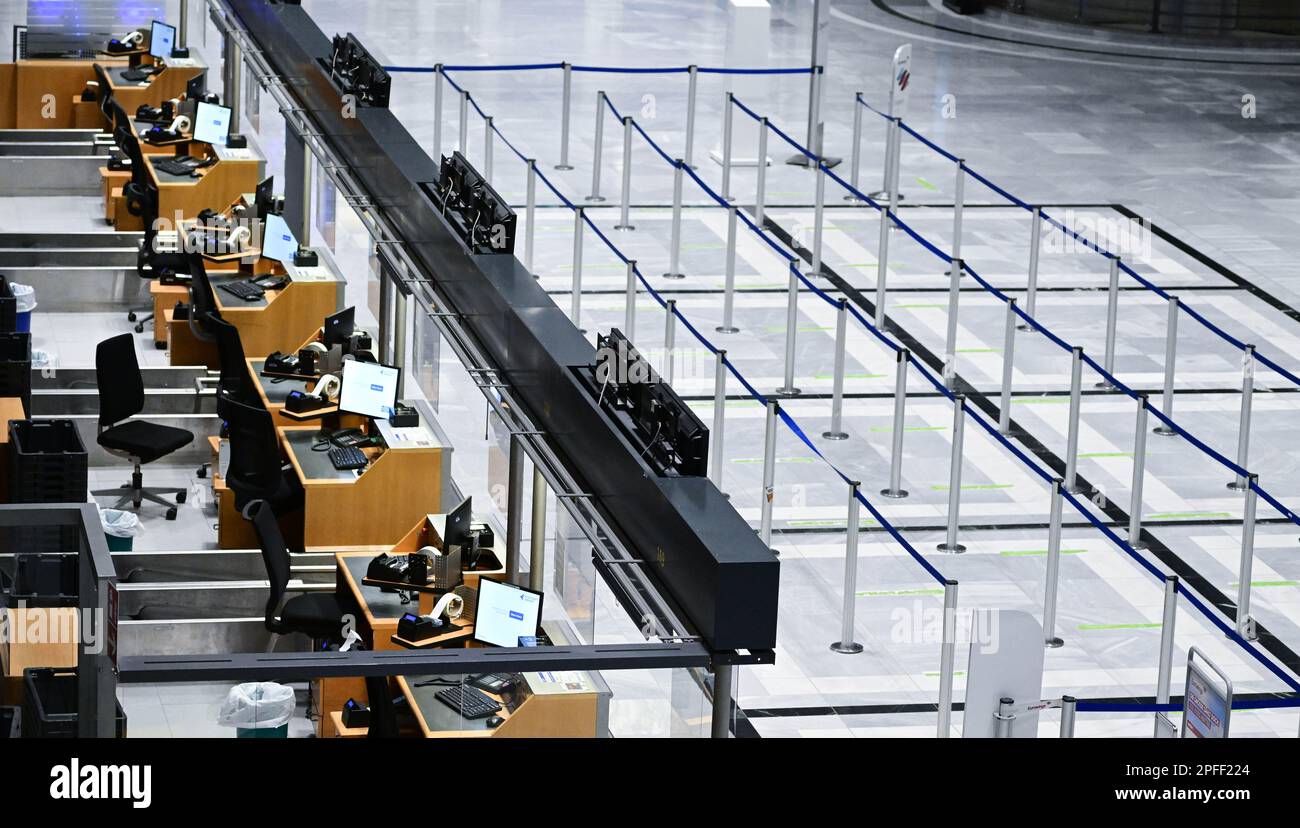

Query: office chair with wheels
left=92, top=64, right=115, bottom=127
left=186, top=250, right=221, bottom=344
left=248, top=498, right=346, bottom=646
left=91, top=334, right=195, bottom=520
left=222, top=395, right=304, bottom=515
left=364, top=676, right=399, bottom=738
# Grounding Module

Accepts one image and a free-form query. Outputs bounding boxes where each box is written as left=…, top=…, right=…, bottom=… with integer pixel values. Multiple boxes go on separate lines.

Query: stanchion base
left=1235, top=617, right=1258, bottom=641
left=822, top=431, right=849, bottom=441
left=1153, top=426, right=1177, bottom=437
left=867, top=189, right=904, bottom=204
left=1045, top=637, right=1064, bottom=649
left=662, top=272, right=686, bottom=280
left=715, top=325, right=740, bottom=334
left=1227, top=480, right=1249, bottom=492
left=843, top=194, right=865, bottom=204
left=811, top=269, right=832, bottom=279
left=1015, top=323, right=1034, bottom=332
left=1063, top=484, right=1086, bottom=495
left=585, top=195, right=607, bottom=203
left=880, top=488, right=909, bottom=499
left=1130, top=540, right=1148, bottom=550
left=830, top=641, right=863, bottom=655
left=1094, top=380, right=1117, bottom=390
left=772, top=386, right=802, bottom=397
left=786, top=153, right=842, bottom=169
left=937, top=542, right=966, bottom=554
left=614, top=224, right=636, bottom=232
left=554, top=164, right=574, bottom=171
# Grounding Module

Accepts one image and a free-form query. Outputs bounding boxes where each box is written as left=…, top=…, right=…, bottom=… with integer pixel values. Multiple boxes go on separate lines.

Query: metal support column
left=530, top=465, right=547, bottom=593
left=710, top=663, right=733, bottom=739
left=505, top=436, right=525, bottom=584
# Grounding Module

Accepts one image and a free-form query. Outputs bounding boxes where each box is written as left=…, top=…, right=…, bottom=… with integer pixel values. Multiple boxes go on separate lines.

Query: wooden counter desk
left=140, top=142, right=263, bottom=228
left=0, top=55, right=204, bottom=129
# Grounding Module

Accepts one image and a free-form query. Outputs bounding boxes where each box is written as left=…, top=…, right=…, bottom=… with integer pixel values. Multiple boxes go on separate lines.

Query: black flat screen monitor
left=443, top=496, right=472, bottom=554
left=322, top=306, right=356, bottom=349
left=472, top=579, right=544, bottom=648
left=254, top=176, right=276, bottom=221
left=149, top=20, right=176, bottom=60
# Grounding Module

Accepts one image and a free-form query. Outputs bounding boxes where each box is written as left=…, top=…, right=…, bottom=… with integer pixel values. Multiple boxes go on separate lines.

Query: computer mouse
left=485, top=715, right=504, bottom=728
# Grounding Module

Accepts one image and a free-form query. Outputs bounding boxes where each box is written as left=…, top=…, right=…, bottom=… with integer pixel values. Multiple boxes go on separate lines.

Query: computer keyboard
left=434, top=685, right=502, bottom=720
left=154, top=156, right=202, bottom=176
left=219, top=281, right=264, bottom=302
left=121, top=66, right=156, bottom=83
left=328, top=445, right=368, bottom=471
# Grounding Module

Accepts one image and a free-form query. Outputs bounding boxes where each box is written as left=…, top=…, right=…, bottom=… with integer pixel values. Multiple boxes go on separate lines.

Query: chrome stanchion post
left=823, top=299, right=849, bottom=440
left=587, top=91, right=607, bottom=202
left=1236, top=475, right=1259, bottom=640
left=944, top=258, right=963, bottom=389
left=1154, top=296, right=1179, bottom=436
left=995, top=697, right=1016, bottom=738
left=684, top=65, right=698, bottom=169
left=774, top=267, right=802, bottom=396
left=458, top=89, right=469, bottom=155
left=555, top=62, right=574, bottom=170
left=937, top=395, right=967, bottom=553
left=523, top=159, right=536, bottom=273
left=716, top=206, right=740, bottom=334
left=755, top=119, right=769, bottom=225
left=570, top=207, right=585, bottom=330
left=663, top=300, right=677, bottom=384
left=1154, top=574, right=1179, bottom=738
left=432, top=64, right=444, bottom=160
left=663, top=160, right=685, bottom=279
left=1060, top=696, right=1077, bottom=738
left=760, top=400, right=780, bottom=547
left=615, top=116, right=635, bottom=230
left=811, top=156, right=827, bottom=278
left=998, top=298, right=1018, bottom=435
left=869, top=115, right=896, bottom=201
left=721, top=92, right=734, bottom=201
left=623, top=259, right=638, bottom=344
left=1043, top=477, right=1065, bottom=647
left=1097, top=256, right=1121, bottom=388
left=483, top=115, right=494, bottom=182
left=945, top=158, right=965, bottom=273
left=830, top=480, right=865, bottom=654
left=937, top=579, right=959, bottom=738
left=882, top=348, right=910, bottom=498
left=1129, top=394, right=1149, bottom=550
left=1064, top=346, right=1085, bottom=494
left=710, top=350, right=728, bottom=490
left=844, top=93, right=864, bottom=202
left=887, top=117, right=902, bottom=209
left=1228, top=345, right=1255, bottom=491
left=874, top=207, right=890, bottom=328
left=1019, top=206, right=1042, bottom=330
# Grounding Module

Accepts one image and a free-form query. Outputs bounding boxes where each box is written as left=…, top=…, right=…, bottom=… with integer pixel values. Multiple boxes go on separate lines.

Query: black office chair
left=186, top=250, right=221, bottom=345
left=222, top=395, right=304, bottom=515
left=364, top=676, right=399, bottom=739
left=92, top=63, right=115, bottom=127
left=210, top=316, right=258, bottom=406
left=91, top=334, right=195, bottom=520
left=248, top=499, right=346, bottom=645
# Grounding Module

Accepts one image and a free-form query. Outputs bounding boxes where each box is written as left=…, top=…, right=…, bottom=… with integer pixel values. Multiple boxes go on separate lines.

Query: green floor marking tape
left=1229, top=580, right=1298, bottom=588
left=915, top=177, right=938, bottom=191
left=955, top=347, right=1002, bottom=354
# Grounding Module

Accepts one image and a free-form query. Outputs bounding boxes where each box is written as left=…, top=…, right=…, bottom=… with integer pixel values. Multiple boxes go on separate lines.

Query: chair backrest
left=248, top=499, right=290, bottom=628
left=92, top=63, right=114, bottom=122
left=95, top=334, right=145, bottom=429
left=186, top=251, right=220, bottom=342
left=221, top=396, right=285, bottom=507
left=208, top=315, right=256, bottom=402
left=113, top=123, right=148, bottom=191
left=365, top=676, right=399, bottom=738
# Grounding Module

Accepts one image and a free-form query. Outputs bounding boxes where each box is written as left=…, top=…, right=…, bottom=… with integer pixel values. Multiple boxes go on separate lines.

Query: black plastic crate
left=0, top=332, right=32, bottom=416
left=0, top=706, right=18, bottom=738
left=8, top=419, right=88, bottom=504
left=6, top=553, right=77, bottom=607
left=0, top=276, right=14, bottom=333
left=21, top=669, right=127, bottom=738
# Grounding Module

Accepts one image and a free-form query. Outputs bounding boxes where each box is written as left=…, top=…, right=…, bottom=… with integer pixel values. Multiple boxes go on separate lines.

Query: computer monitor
left=473, top=579, right=543, bottom=648
left=193, top=101, right=231, bottom=147
left=443, top=496, right=472, bottom=553
left=185, top=74, right=206, bottom=100
left=254, top=176, right=277, bottom=221
left=338, top=360, right=400, bottom=420
left=322, top=306, right=356, bottom=349
left=149, top=21, right=176, bottom=59
left=261, top=213, right=297, bottom=264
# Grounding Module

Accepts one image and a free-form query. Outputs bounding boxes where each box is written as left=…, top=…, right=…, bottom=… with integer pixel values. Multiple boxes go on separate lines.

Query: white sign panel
left=962, top=610, right=1045, bottom=738
left=888, top=44, right=912, bottom=117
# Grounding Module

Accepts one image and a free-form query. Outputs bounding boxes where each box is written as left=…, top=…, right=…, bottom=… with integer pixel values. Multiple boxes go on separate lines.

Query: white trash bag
left=9, top=283, right=35, bottom=313
left=100, top=508, right=144, bottom=538
left=217, top=682, right=296, bottom=730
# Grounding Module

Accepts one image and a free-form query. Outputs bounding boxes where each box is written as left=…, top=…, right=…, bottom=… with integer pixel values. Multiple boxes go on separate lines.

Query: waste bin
left=9, top=283, right=34, bottom=334
left=217, top=682, right=295, bottom=738
left=100, top=508, right=144, bottom=552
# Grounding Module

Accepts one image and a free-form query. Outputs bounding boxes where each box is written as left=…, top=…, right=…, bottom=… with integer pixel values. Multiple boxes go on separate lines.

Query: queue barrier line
left=443, top=70, right=950, bottom=589
left=436, top=70, right=1300, bottom=694
left=386, top=62, right=814, bottom=75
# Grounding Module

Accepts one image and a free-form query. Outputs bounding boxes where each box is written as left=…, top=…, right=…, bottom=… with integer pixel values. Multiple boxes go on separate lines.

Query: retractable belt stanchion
left=995, top=697, right=1016, bottom=738
left=1043, top=477, right=1065, bottom=647
left=587, top=91, right=607, bottom=202
left=830, top=480, right=864, bottom=654
left=1129, top=394, right=1149, bottom=550
left=555, top=62, right=574, bottom=170
left=937, top=579, right=959, bottom=738
left=937, top=395, right=967, bottom=553
left=615, top=116, right=635, bottom=230
left=684, top=65, right=698, bottom=170
left=1154, top=574, right=1179, bottom=738
left=882, top=348, right=909, bottom=498
left=1019, top=206, right=1042, bottom=331
left=710, top=349, right=728, bottom=491
left=823, top=298, right=849, bottom=440
left=1237, top=475, right=1259, bottom=640
left=664, top=160, right=686, bottom=279
left=1154, top=296, right=1179, bottom=436
left=1060, top=696, right=1077, bottom=738
left=1097, top=256, right=1121, bottom=389
left=870, top=114, right=896, bottom=202
left=1228, top=345, right=1255, bottom=491
left=887, top=117, right=902, bottom=210
left=624, top=259, right=638, bottom=344
left=432, top=64, right=444, bottom=161
left=944, top=258, right=964, bottom=388
left=570, top=207, right=586, bottom=331
left=721, top=92, right=734, bottom=202
left=775, top=268, right=801, bottom=396
left=845, top=92, right=864, bottom=203
left=945, top=159, right=964, bottom=274
left=458, top=89, right=469, bottom=155
left=663, top=299, right=677, bottom=384
left=716, top=207, right=740, bottom=333
left=760, top=400, right=780, bottom=548
left=874, top=207, right=890, bottom=328
left=523, top=159, right=537, bottom=273
left=1064, top=346, right=1085, bottom=494
left=483, top=115, right=494, bottom=182
left=755, top=118, right=769, bottom=225
left=811, top=157, right=828, bottom=278
left=998, top=298, right=1018, bottom=435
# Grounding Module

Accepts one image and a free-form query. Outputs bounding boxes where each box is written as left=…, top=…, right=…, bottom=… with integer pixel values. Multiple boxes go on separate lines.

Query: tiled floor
left=4, top=0, right=1300, bottom=737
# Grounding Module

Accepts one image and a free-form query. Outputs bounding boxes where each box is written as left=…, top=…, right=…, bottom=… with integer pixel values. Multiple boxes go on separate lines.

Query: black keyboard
left=219, top=281, right=264, bottom=301
left=328, top=445, right=368, bottom=471
left=434, top=685, right=501, bottom=720
left=154, top=156, right=202, bottom=176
